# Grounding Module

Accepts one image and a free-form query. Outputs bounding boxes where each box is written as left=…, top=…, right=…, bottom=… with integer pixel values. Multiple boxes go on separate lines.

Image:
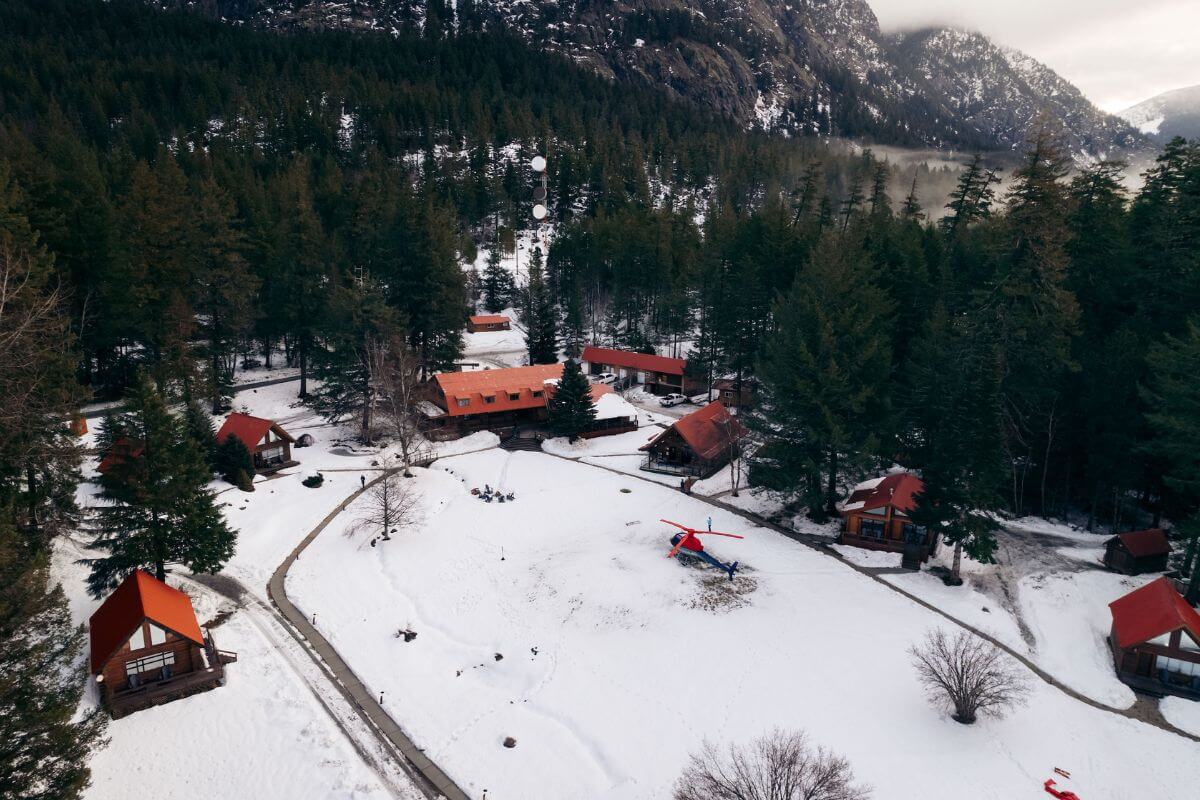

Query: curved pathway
left=266, top=469, right=472, bottom=800
left=543, top=449, right=1200, bottom=743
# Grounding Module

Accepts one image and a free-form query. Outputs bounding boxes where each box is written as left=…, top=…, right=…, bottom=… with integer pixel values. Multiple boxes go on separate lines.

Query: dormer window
left=508, top=392, right=520, bottom=401
left=532, top=390, right=543, bottom=398
left=456, top=398, right=470, bottom=408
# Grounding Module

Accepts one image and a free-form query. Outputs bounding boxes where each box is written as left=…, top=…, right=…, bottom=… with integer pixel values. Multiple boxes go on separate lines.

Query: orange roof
left=640, top=401, right=746, bottom=460
left=469, top=314, right=510, bottom=325
left=89, top=570, right=205, bottom=674
left=1109, top=577, right=1200, bottom=650
left=842, top=473, right=924, bottom=516
left=581, top=346, right=686, bottom=376
left=216, top=412, right=293, bottom=449
left=435, top=364, right=613, bottom=417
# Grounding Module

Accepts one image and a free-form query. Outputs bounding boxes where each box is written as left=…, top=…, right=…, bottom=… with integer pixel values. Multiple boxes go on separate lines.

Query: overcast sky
left=868, top=0, right=1200, bottom=112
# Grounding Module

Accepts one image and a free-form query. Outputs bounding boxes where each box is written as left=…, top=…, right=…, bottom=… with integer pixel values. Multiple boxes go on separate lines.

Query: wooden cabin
left=1104, top=529, right=1171, bottom=575
left=216, top=412, right=297, bottom=473
left=580, top=346, right=705, bottom=396
left=89, top=570, right=235, bottom=718
left=711, top=378, right=757, bottom=410
left=1108, top=577, right=1200, bottom=701
left=467, top=314, right=512, bottom=332
left=639, top=401, right=746, bottom=478
left=838, top=473, right=937, bottom=564
left=426, top=364, right=614, bottom=439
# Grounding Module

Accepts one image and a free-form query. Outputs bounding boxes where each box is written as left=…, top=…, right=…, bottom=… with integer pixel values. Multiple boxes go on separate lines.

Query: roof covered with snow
left=89, top=570, right=205, bottom=673
left=581, top=346, right=686, bottom=376
left=842, top=473, right=924, bottom=516
left=1109, top=577, right=1200, bottom=650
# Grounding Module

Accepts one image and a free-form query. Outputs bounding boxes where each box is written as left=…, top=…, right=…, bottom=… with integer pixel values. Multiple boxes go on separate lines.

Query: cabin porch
left=102, top=631, right=237, bottom=718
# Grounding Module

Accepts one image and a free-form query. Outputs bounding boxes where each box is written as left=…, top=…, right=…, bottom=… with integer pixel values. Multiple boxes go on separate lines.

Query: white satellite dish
left=530, top=155, right=547, bottom=173
left=532, top=203, right=548, bottom=220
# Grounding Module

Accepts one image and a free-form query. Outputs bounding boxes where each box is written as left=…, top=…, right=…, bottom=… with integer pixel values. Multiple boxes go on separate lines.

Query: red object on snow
left=1045, top=779, right=1080, bottom=799
left=661, top=519, right=744, bottom=559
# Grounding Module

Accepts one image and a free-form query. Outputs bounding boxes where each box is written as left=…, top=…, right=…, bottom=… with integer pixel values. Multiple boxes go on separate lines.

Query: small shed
left=1104, top=529, right=1171, bottom=575
left=639, top=401, right=746, bottom=477
left=89, top=570, right=235, bottom=717
left=467, top=314, right=512, bottom=332
left=838, top=473, right=937, bottom=563
left=1108, top=577, right=1200, bottom=700
left=711, top=378, right=758, bottom=409
left=216, top=412, right=297, bottom=473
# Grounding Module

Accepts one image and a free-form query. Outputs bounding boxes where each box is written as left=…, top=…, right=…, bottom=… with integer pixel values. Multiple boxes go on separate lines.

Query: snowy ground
left=880, top=517, right=1177, bottom=712
left=66, top=380, right=423, bottom=800
left=461, top=308, right=527, bottom=369
left=286, top=449, right=1200, bottom=800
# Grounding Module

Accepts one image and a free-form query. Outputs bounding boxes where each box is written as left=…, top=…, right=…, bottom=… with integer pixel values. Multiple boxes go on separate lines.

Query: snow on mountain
left=153, top=1, right=1149, bottom=158
left=1120, top=84, right=1200, bottom=144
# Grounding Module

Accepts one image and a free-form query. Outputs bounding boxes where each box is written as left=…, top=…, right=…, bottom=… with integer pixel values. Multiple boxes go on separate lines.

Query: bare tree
left=372, top=334, right=434, bottom=476
left=674, top=729, right=870, bottom=800
left=349, top=473, right=422, bottom=542
left=908, top=628, right=1029, bottom=724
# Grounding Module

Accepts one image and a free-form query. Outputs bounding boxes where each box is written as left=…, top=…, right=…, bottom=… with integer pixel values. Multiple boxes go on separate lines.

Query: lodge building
left=838, top=473, right=938, bottom=564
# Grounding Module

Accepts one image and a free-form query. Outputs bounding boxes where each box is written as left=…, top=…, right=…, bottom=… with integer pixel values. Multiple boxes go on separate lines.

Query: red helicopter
left=661, top=519, right=744, bottom=580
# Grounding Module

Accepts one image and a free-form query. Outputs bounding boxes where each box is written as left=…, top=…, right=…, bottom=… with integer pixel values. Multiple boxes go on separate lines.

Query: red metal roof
left=216, top=412, right=293, bottom=449
left=843, top=473, right=925, bottom=515
left=1111, top=529, right=1171, bottom=559
left=1109, top=576, right=1200, bottom=650
left=469, top=314, right=511, bottom=326
left=581, top=346, right=686, bottom=376
left=640, top=401, right=746, bottom=461
left=88, top=570, right=205, bottom=673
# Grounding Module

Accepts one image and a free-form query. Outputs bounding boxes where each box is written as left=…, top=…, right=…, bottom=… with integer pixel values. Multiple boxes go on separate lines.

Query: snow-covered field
left=287, top=449, right=1200, bottom=800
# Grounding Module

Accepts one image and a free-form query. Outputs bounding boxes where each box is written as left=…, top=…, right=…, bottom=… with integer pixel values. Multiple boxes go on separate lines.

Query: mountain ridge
left=154, top=0, right=1148, bottom=159
left=1120, top=84, right=1200, bottom=144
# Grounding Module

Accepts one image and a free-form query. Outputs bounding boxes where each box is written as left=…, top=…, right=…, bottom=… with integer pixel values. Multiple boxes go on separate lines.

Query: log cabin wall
left=98, top=620, right=198, bottom=694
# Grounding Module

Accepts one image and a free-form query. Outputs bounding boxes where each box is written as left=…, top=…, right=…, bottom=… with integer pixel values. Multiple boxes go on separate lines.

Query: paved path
left=267, top=470, right=472, bottom=800
left=541, top=449, right=1200, bottom=743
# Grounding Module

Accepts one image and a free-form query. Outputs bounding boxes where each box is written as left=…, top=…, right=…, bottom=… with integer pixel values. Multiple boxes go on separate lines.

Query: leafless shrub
left=674, top=729, right=870, bottom=800
left=371, top=334, right=434, bottom=475
left=908, top=628, right=1029, bottom=724
left=349, top=473, right=422, bottom=542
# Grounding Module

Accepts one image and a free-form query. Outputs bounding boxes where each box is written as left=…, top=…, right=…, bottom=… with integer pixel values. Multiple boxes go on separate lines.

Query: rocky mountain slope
left=1120, top=84, right=1200, bottom=144
left=158, top=0, right=1147, bottom=158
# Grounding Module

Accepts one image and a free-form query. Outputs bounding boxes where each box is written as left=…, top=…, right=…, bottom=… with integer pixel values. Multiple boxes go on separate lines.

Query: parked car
left=659, top=393, right=688, bottom=407
left=592, top=372, right=618, bottom=385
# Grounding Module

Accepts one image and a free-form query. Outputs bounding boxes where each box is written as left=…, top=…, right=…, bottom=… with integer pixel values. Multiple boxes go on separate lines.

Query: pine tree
left=87, top=371, right=236, bottom=595
left=214, top=436, right=255, bottom=486
left=183, top=401, right=218, bottom=470
left=548, top=358, right=597, bottom=442
left=523, top=247, right=558, bottom=364
left=941, top=154, right=1000, bottom=237
left=749, top=232, right=893, bottom=517
left=1145, top=322, right=1200, bottom=603
left=0, top=515, right=107, bottom=800
left=481, top=245, right=515, bottom=313
left=901, top=306, right=1005, bottom=583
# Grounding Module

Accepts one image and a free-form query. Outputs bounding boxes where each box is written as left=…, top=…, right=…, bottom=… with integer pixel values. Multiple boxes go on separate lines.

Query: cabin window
left=859, top=519, right=885, bottom=539
left=508, top=392, right=521, bottom=401
left=128, top=625, right=146, bottom=651
left=532, top=390, right=543, bottom=398
left=484, top=395, right=496, bottom=404
left=901, top=524, right=928, bottom=544
left=1159, top=656, right=1200, bottom=679
left=125, top=651, right=175, bottom=676
left=149, top=623, right=167, bottom=646
left=456, top=398, right=470, bottom=408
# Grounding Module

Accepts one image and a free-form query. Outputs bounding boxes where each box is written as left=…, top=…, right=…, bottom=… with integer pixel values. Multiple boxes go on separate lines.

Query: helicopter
left=661, top=519, right=744, bottom=581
